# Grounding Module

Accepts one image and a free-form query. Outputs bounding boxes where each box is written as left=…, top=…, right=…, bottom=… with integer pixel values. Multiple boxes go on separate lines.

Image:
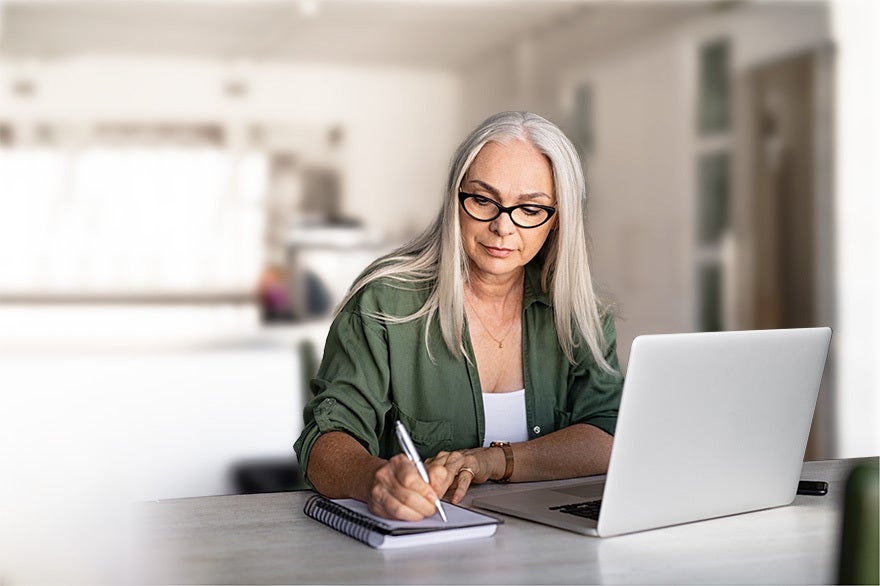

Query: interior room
left=0, top=0, right=877, bottom=581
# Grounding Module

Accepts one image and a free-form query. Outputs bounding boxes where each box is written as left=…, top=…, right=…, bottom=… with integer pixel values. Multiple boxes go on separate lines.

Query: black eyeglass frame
left=457, top=192, right=557, bottom=229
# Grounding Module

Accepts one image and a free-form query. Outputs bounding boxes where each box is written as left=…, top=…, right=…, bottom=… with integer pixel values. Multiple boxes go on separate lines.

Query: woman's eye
left=520, top=206, right=542, bottom=216
left=473, top=196, right=494, bottom=207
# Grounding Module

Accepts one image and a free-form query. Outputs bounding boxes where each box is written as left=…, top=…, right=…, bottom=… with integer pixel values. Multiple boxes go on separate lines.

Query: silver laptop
left=472, top=327, right=832, bottom=537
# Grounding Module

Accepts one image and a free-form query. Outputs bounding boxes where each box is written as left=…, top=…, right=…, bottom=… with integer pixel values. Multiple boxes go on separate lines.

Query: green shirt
left=294, top=262, right=624, bottom=475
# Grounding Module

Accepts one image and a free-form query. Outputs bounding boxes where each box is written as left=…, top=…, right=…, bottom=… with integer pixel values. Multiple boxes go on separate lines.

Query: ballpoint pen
left=394, top=419, right=448, bottom=522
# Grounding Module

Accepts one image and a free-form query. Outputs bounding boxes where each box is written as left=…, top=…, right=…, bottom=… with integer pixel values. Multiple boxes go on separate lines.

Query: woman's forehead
left=465, top=140, right=554, bottom=195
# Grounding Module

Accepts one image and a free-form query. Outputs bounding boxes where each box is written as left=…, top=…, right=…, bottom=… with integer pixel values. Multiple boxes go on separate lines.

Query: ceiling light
left=300, top=0, right=319, bottom=17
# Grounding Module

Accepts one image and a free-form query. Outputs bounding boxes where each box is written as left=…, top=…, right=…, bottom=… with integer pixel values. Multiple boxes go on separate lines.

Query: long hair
left=336, top=111, right=614, bottom=372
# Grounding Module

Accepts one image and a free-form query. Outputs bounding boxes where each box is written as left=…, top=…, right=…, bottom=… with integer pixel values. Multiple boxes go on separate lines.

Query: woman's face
left=459, top=139, right=557, bottom=282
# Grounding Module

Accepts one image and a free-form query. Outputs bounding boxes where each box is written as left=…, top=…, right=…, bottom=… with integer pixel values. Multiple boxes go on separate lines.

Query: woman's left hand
left=426, top=448, right=499, bottom=504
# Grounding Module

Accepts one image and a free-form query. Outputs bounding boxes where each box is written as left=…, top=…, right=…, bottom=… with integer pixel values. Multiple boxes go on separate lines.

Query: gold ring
left=458, top=467, right=475, bottom=478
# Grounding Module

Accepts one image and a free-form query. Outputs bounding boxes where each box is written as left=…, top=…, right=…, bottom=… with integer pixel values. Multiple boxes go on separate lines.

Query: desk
left=135, top=458, right=876, bottom=584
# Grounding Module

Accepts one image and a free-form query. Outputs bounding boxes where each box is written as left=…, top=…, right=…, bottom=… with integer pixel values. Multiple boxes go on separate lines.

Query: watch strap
left=490, top=441, right=514, bottom=483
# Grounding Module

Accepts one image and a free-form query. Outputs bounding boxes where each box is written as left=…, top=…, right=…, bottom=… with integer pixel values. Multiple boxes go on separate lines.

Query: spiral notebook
left=304, top=495, right=501, bottom=549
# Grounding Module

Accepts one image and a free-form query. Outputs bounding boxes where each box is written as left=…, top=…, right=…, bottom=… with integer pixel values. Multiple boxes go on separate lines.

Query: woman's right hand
left=307, top=431, right=454, bottom=521
left=365, top=454, right=452, bottom=520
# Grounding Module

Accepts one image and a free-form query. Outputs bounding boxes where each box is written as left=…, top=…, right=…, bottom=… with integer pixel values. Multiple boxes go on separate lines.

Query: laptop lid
left=473, top=327, right=832, bottom=537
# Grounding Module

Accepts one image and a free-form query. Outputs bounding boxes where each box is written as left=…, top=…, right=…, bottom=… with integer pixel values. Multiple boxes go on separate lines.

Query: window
left=0, top=123, right=266, bottom=299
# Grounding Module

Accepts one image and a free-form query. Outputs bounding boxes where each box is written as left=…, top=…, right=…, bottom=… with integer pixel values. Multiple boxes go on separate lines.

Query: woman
left=294, top=111, right=623, bottom=521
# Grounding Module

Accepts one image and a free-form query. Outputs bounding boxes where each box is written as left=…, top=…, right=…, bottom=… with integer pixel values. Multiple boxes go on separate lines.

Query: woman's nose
left=489, top=211, right=517, bottom=236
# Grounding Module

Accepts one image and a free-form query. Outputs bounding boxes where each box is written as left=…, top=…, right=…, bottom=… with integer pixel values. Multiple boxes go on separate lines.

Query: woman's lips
left=482, top=244, right=514, bottom=258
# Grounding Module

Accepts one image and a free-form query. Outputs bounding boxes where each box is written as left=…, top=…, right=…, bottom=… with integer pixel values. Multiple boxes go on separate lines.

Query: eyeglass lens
left=460, top=194, right=553, bottom=228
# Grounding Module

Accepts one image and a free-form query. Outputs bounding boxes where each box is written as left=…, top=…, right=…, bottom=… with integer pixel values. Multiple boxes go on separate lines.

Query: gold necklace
left=465, top=295, right=517, bottom=350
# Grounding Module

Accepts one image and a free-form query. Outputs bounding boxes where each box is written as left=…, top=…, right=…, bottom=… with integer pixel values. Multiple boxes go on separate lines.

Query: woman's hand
left=365, top=454, right=453, bottom=521
left=309, top=432, right=455, bottom=522
left=427, top=448, right=503, bottom=504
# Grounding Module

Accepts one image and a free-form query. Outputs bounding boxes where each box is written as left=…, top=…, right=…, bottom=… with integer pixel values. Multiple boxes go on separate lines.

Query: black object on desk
left=232, top=456, right=308, bottom=493
left=797, top=480, right=828, bottom=496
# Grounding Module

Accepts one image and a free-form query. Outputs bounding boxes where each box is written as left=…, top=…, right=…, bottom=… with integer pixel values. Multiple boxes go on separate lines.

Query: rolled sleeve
left=293, top=305, right=392, bottom=478
left=567, top=314, right=624, bottom=436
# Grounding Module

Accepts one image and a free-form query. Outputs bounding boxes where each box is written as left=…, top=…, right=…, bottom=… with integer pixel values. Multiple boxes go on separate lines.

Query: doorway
left=735, top=48, right=835, bottom=459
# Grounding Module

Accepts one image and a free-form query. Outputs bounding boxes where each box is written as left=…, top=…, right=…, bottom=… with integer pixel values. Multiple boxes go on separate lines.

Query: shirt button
left=533, top=426, right=541, bottom=435
left=325, top=398, right=336, bottom=406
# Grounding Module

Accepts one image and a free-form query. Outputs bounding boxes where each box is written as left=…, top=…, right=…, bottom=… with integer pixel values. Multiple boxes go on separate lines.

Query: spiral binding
left=304, top=495, right=388, bottom=546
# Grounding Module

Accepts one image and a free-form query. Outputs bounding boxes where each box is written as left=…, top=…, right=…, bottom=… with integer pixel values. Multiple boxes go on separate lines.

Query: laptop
left=472, top=327, right=832, bottom=537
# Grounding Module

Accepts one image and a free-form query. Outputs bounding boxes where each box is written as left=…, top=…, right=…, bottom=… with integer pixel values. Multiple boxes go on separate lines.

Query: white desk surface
left=134, top=458, right=877, bottom=584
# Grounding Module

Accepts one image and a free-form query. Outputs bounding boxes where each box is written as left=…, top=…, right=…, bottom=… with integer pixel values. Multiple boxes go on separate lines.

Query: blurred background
left=0, top=0, right=877, bottom=581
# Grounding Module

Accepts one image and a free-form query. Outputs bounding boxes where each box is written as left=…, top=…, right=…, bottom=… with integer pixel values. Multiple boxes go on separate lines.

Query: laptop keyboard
left=549, top=500, right=602, bottom=520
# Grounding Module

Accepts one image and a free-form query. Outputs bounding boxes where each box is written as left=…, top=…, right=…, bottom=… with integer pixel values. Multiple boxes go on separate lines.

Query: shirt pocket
left=392, top=404, right=454, bottom=457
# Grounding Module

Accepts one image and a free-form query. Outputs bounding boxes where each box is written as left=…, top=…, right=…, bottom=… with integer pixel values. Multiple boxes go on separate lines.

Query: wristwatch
left=489, top=441, right=514, bottom=483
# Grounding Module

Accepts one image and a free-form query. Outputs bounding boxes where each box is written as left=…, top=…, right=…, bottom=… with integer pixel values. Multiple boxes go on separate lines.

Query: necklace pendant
left=498, top=342, right=504, bottom=349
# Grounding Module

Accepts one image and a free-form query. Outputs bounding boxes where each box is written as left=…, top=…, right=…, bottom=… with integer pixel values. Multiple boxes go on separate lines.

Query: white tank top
left=482, top=389, right=529, bottom=447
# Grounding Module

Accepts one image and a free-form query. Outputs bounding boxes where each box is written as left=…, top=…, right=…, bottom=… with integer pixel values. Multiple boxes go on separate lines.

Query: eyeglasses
left=458, top=192, right=556, bottom=229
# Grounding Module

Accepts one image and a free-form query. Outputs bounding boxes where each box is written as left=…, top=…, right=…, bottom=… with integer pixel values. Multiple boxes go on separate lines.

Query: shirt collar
left=523, top=260, right=552, bottom=308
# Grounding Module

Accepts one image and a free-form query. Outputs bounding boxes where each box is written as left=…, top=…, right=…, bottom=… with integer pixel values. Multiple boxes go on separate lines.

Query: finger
left=451, top=468, right=475, bottom=504
left=426, top=461, right=454, bottom=499
left=368, top=489, right=431, bottom=522
left=391, top=456, right=439, bottom=496
left=425, top=451, right=451, bottom=466
left=374, top=486, right=439, bottom=521
left=389, top=455, right=444, bottom=515
left=368, top=468, right=430, bottom=521
left=442, top=479, right=458, bottom=501
left=432, top=451, right=465, bottom=476
left=371, top=457, right=439, bottom=520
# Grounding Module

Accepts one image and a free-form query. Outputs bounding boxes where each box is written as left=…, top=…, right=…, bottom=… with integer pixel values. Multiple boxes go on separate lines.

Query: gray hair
left=338, top=111, right=614, bottom=372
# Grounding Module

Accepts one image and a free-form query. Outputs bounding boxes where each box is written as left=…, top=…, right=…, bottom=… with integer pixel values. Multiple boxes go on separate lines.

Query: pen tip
left=437, top=501, right=448, bottom=523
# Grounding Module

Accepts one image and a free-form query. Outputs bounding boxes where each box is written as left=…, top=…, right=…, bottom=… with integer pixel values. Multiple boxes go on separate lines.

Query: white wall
left=830, top=0, right=880, bottom=458
left=565, top=36, right=696, bottom=361
left=0, top=57, right=461, bottom=242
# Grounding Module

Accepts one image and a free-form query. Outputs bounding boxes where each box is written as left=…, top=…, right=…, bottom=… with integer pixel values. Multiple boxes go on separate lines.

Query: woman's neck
left=465, top=269, right=524, bottom=310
